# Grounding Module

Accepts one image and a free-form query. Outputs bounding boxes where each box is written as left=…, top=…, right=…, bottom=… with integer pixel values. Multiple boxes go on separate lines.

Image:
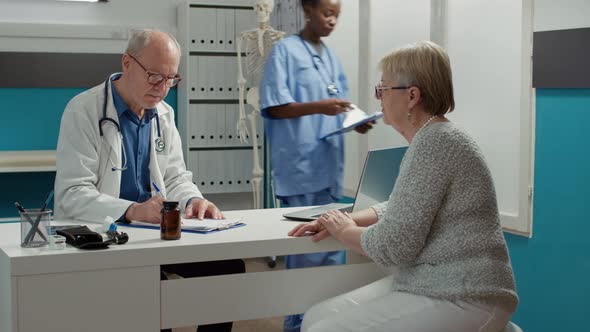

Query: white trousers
left=302, top=275, right=512, bottom=332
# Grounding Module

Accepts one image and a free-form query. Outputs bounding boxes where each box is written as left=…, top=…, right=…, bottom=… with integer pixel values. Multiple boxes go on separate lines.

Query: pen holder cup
left=20, top=209, right=52, bottom=248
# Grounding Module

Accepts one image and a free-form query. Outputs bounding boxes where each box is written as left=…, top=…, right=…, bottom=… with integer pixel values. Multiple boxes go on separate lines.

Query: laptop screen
left=352, top=146, right=408, bottom=212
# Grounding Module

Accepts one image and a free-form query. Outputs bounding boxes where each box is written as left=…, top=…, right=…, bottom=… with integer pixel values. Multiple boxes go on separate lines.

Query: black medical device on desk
left=105, top=229, right=129, bottom=244
left=54, top=225, right=128, bottom=249
left=56, top=226, right=109, bottom=249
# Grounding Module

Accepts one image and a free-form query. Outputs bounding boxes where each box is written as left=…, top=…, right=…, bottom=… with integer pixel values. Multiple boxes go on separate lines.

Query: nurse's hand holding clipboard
left=353, top=121, right=375, bottom=134
left=318, top=99, right=374, bottom=132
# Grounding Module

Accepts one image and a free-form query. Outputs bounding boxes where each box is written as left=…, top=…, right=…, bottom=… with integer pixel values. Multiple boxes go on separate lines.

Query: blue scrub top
left=110, top=74, right=156, bottom=203
left=260, top=35, right=349, bottom=198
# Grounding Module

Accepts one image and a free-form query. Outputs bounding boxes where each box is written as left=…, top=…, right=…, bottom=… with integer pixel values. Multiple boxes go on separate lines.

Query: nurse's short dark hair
left=301, top=0, right=319, bottom=8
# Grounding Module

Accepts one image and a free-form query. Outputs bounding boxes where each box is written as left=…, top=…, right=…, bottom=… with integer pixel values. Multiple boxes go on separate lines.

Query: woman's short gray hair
left=379, top=41, right=455, bottom=116
left=125, top=28, right=181, bottom=57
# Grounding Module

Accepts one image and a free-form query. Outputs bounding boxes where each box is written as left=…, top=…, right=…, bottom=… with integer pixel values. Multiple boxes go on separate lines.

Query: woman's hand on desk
left=288, top=220, right=331, bottom=242
left=316, top=210, right=356, bottom=242
left=318, top=210, right=366, bottom=255
left=289, top=210, right=357, bottom=243
left=125, top=196, right=164, bottom=224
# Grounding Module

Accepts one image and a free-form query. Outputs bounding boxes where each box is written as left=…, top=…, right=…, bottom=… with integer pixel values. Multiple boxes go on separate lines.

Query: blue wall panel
left=506, top=89, right=590, bottom=331
left=0, top=88, right=85, bottom=150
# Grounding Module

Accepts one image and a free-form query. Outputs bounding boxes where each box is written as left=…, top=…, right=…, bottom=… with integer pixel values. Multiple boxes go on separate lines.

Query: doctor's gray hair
left=125, top=28, right=181, bottom=57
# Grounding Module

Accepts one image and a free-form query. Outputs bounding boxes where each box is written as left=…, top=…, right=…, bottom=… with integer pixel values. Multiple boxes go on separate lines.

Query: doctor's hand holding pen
left=124, top=196, right=164, bottom=224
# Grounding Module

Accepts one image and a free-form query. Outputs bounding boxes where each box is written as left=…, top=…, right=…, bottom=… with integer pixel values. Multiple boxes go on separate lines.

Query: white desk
left=0, top=207, right=386, bottom=332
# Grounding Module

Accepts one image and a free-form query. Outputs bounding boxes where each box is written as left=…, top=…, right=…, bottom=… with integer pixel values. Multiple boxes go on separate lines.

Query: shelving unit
left=177, top=0, right=262, bottom=196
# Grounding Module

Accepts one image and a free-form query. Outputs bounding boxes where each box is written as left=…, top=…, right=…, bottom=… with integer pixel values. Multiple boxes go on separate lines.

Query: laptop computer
left=283, top=146, right=408, bottom=221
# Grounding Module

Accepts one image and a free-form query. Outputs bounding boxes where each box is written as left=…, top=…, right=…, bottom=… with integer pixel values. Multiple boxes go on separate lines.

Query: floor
left=173, top=256, right=286, bottom=332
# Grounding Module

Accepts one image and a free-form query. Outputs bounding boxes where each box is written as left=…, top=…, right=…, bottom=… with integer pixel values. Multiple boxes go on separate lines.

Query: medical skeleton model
left=236, top=0, right=286, bottom=209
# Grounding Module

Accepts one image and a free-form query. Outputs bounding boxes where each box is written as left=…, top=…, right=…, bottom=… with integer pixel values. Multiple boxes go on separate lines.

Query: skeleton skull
left=254, top=0, right=274, bottom=23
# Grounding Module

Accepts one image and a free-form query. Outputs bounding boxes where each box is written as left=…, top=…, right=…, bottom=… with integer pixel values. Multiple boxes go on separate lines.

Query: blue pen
left=152, top=181, right=165, bottom=198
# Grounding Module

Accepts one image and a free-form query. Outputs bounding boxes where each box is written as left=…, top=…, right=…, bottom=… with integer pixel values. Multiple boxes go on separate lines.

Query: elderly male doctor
left=55, top=29, right=218, bottom=223
left=54, top=29, right=243, bottom=332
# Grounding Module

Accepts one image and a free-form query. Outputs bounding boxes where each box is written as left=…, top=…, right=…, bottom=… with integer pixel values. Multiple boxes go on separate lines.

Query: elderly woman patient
left=289, top=41, right=518, bottom=332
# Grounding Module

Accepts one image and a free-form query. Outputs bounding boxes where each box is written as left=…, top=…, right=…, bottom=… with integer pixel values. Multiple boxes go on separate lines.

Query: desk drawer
left=16, top=266, right=160, bottom=332
left=161, top=262, right=387, bottom=329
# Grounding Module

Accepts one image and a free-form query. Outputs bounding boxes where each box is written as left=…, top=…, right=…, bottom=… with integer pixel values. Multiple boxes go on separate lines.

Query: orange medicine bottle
left=161, top=201, right=181, bottom=240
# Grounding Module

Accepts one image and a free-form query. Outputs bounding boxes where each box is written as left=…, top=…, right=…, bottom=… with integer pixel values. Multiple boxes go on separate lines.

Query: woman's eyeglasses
left=374, top=84, right=409, bottom=99
left=128, top=54, right=182, bottom=87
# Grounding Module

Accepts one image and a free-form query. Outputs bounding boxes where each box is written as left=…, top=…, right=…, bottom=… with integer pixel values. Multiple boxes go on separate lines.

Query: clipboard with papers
left=321, top=105, right=383, bottom=139
left=121, top=217, right=245, bottom=234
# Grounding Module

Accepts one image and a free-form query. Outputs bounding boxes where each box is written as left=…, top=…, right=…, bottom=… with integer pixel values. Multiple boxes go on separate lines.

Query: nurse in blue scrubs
left=260, top=0, right=372, bottom=331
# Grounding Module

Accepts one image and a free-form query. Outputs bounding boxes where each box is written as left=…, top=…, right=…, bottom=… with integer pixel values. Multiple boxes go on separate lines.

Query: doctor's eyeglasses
left=374, top=84, right=409, bottom=100
left=127, top=54, right=182, bottom=87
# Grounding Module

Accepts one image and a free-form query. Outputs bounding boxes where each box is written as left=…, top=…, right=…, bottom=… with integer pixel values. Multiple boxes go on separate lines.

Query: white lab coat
left=54, top=76, right=202, bottom=223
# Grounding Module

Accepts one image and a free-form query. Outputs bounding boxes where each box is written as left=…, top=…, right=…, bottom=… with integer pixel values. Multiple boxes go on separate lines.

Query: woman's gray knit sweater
left=360, top=122, right=518, bottom=312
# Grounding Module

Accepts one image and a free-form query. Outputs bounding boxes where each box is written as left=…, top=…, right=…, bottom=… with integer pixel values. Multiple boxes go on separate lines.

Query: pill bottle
left=161, top=201, right=181, bottom=240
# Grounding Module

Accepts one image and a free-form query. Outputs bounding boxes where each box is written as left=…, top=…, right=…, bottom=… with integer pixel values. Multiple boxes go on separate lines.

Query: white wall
left=330, top=0, right=432, bottom=196
left=364, top=0, right=431, bottom=151
left=0, top=0, right=179, bottom=27
left=324, top=0, right=360, bottom=196
left=534, top=0, right=590, bottom=31
left=0, top=0, right=189, bottom=53
left=446, top=0, right=527, bottom=227
left=0, top=0, right=254, bottom=53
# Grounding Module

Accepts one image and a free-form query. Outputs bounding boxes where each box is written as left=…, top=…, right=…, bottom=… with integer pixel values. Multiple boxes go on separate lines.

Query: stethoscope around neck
left=99, top=75, right=164, bottom=172
left=297, top=34, right=339, bottom=96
